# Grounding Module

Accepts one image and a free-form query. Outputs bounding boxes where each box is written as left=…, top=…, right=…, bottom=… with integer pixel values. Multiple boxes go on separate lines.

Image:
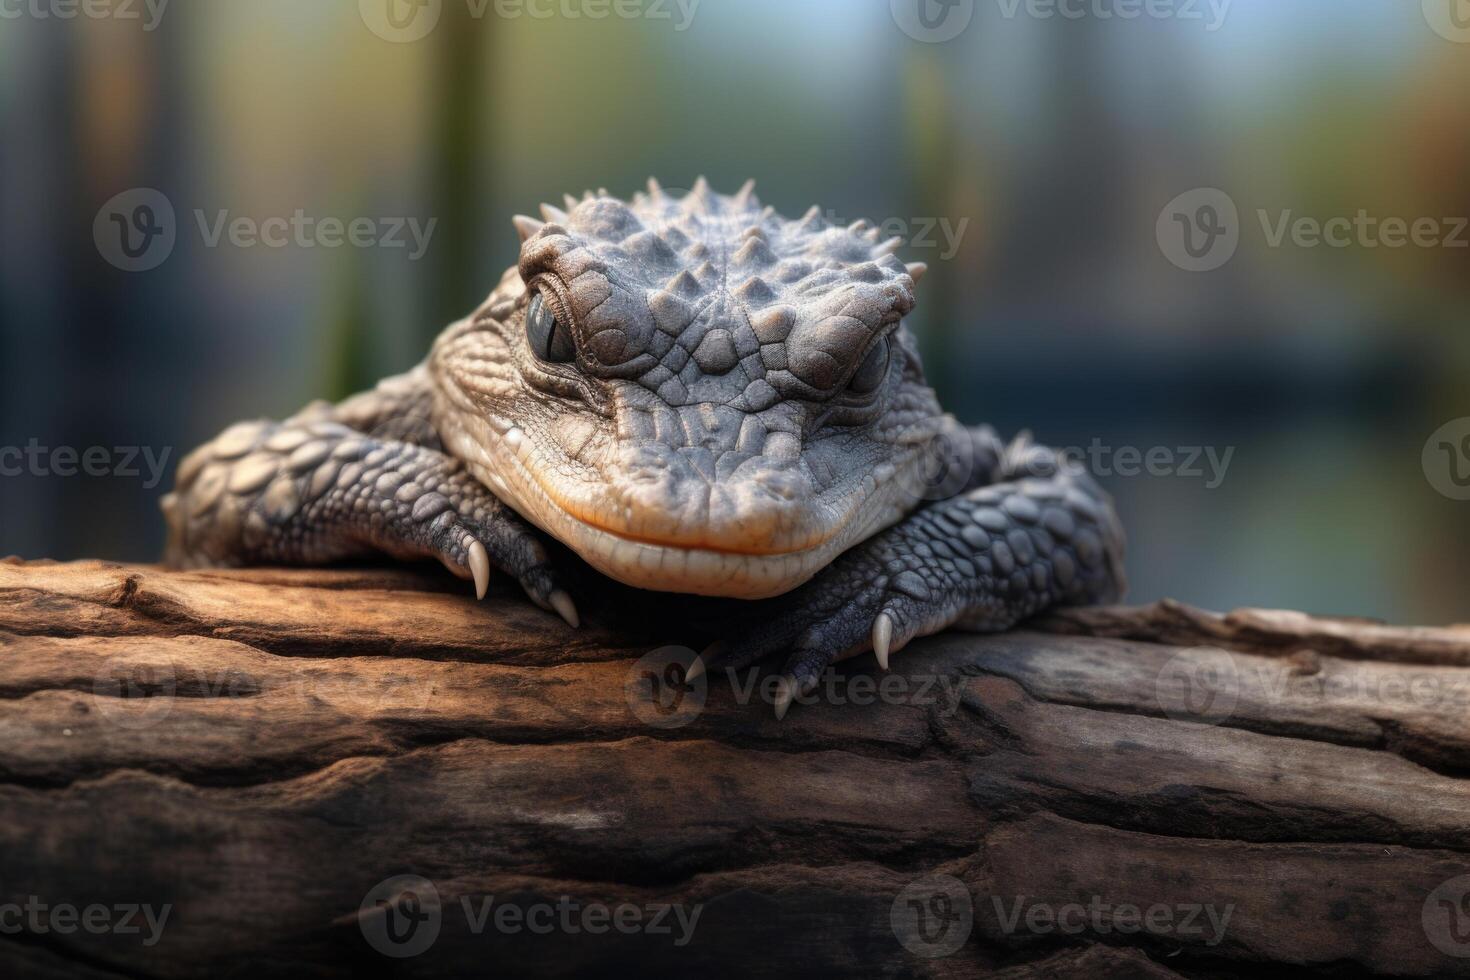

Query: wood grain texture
left=2, top=557, right=1469, bottom=978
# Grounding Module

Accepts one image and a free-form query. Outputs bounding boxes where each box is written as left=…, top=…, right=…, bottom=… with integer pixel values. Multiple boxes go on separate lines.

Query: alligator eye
left=848, top=336, right=891, bottom=395
left=526, top=290, right=576, bottom=363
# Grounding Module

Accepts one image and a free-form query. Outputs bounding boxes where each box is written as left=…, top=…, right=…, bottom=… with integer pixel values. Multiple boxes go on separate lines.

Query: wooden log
left=1, top=557, right=1468, bottom=977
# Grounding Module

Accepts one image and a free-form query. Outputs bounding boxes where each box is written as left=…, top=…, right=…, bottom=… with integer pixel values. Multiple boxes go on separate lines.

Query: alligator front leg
left=695, top=432, right=1125, bottom=717
left=161, top=379, right=577, bottom=626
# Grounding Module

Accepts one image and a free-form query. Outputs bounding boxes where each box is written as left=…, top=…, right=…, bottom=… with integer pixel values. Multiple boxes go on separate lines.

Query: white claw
left=773, top=676, right=796, bottom=721
left=467, top=539, right=491, bottom=600
left=686, top=640, right=723, bottom=683
left=906, top=261, right=929, bottom=284
left=548, top=590, right=580, bottom=629
left=873, top=612, right=894, bottom=671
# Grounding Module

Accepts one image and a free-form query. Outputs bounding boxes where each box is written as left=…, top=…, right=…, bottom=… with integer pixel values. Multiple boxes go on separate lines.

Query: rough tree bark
left=2, top=557, right=1469, bottom=978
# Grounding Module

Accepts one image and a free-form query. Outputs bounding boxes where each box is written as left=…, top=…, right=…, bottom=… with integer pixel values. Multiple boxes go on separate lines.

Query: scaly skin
left=163, top=179, right=1125, bottom=715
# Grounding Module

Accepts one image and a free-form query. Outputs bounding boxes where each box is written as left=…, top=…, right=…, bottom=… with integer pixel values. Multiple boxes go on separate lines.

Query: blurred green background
left=1, top=0, right=1467, bottom=624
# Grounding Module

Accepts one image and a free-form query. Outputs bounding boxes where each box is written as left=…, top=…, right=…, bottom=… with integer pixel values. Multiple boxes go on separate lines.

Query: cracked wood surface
left=2, top=558, right=1470, bottom=978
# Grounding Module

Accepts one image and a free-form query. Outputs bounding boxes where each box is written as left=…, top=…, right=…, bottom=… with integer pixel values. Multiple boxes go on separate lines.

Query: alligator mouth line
left=502, top=433, right=925, bottom=561
left=554, top=513, right=826, bottom=557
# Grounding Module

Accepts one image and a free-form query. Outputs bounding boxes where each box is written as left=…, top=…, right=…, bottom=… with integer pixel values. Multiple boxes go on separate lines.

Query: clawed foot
left=428, top=501, right=580, bottom=629
left=685, top=458, right=1124, bottom=718
left=163, top=418, right=581, bottom=630
left=688, top=548, right=946, bottom=719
